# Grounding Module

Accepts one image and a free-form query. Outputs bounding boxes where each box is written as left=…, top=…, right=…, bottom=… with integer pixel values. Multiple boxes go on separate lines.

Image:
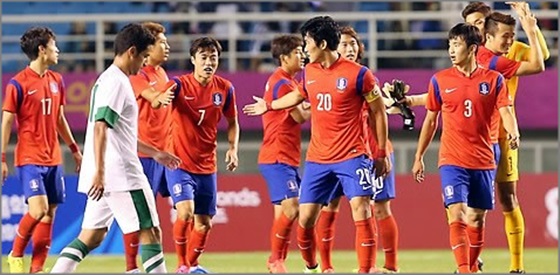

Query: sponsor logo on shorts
left=286, top=180, right=298, bottom=192
left=172, top=183, right=182, bottom=196
left=444, top=185, right=454, bottom=199
left=29, top=179, right=39, bottom=191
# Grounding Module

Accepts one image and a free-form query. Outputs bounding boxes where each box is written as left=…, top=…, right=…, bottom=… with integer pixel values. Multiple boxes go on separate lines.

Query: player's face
left=465, top=12, right=486, bottom=35
left=337, top=34, right=359, bottom=63
left=303, top=34, right=321, bottom=63
left=192, top=47, right=219, bottom=79
left=283, top=46, right=305, bottom=73
left=148, top=32, right=170, bottom=65
left=42, top=38, right=59, bottom=65
left=131, top=46, right=152, bottom=75
left=485, top=23, right=515, bottom=55
left=448, top=37, right=473, bottom=66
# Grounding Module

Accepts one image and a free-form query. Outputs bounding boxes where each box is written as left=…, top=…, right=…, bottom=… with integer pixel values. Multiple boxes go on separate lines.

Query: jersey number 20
left=317, top=93, right=332, bottom=111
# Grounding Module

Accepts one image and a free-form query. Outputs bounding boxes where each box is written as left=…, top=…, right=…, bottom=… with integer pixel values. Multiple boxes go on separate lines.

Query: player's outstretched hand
left=242, top=96, right=267, bottom=116
left=225, top=149, right=238, bottom=172
left=508, top=133, right=520, bottom=150
left=2, top=162, right=8, bottom=183
left=88, top=172, right=105, bottom=201
left=154, top=151, right=181, bottom=170
left=158, top=83, right=177, bottom=107
left=374, top=156, right=389, bottom=178
left=506, top=1, right=530, bottom=17
left=73, top=151, right=83, bottom=173
left=412, top=158, right=425, bottom=183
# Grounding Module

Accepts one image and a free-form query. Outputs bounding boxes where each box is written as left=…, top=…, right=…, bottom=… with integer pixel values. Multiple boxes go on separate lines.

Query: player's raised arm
left=1, top=111, right=15, bottom=182
left=243, top=90, right=305, bottom=116
left=507, top=1, right=550, bottom=60
left=57, top=106, right=82, bottom=172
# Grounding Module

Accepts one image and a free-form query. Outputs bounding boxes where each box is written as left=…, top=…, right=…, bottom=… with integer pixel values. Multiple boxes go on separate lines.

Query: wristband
left=69, top=143, right=80, bottom=153
left=2, top=153, right=6, bottom=163
left=265, top=101, right=273, bottom=112
left=376, top=149, right=386, bottom=158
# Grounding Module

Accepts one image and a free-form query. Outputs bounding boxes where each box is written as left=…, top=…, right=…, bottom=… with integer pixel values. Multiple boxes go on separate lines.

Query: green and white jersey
left=78, top=64, right=149, bottom=193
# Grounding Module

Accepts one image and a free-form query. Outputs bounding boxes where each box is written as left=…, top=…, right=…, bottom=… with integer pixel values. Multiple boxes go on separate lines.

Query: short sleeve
left=495, top=74, right=512, bottom=109
left=272, top=79, right=296, bottom=100
left=358, top=66, right=377, bottom=96
left=59, top=76, right=67, bottom=106
left=426, top=75, right=442, bottom=111
left=223, top=85, right=237, bottom=118
left=489, top=55, right=522, bottom=79
left=93, top=79, right=126, bottom=128
left=2, top=80, right=20, bottom=113
left=298, top=69, right=308, bottom=99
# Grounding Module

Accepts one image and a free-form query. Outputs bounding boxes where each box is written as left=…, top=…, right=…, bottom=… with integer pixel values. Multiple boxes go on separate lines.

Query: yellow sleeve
left=507, top=41, right=530, bottom=61
left=536, top=28, right=551, bottom=60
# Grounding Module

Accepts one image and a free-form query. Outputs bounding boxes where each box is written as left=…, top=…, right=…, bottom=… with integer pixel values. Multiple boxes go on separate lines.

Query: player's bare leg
left=30, top=204, right=57, bottom=273
left=349, top=196, right=376, bottom=273
left=188, top=214, right=213, bottom=274
left=496, top=180, right=525, bottom=273
left=8, top=195, right=49, bottom=273
left=316, top=196, right=341, bottom=273
left=174, top=200, right=195, bottom=272
left=447, top=203, right=471, bottom=273
left=374, top=199, right=399, bottom=273
left=465, top=207, right=487, bottom=273
left=268, top=197, right=299, bottom=273
left=297, top=203, right=323, bottom=272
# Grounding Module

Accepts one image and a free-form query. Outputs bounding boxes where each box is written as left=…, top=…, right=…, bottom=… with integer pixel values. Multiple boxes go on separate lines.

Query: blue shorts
left=492, top=143, right=500, bottom=179
left=165, top=168, right=217, bottom=216
left=140, top=157, right=170, bottom=197
left=300, top=155, right=373, bottom=205
left=440, top=165, right=495, bottom=210
left=16, top=165, right=65, bottom=204
left=372, top=153, right=396, bottom=201
left=259, top=163, right=301, bottom=205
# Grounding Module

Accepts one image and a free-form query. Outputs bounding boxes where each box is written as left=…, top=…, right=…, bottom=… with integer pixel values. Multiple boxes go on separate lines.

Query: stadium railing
left=2, top=10, right=558, bottom=72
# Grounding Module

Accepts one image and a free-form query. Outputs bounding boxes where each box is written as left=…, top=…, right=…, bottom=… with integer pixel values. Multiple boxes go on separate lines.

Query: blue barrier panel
left=2, top=175, right=125, bottom=255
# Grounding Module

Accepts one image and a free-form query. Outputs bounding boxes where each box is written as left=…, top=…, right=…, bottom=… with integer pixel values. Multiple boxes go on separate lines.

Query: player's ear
left=190, top=56, right=196, bottom=66
left=128, top=46, right=138, bottom=58
left=319, top=40, right=327, bottom=50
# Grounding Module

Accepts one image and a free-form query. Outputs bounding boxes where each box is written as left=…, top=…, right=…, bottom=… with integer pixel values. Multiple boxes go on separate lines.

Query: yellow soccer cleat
left=7, top=251, right=25, bottom=273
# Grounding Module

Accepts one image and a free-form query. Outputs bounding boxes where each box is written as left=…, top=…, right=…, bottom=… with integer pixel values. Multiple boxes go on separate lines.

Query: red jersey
left=130, top=65, right=172, bottom=157
left=300, top=57, right=378, bottom=163
left=477, top=45, right=521, bottom=143
left=169, top=74, right=237, bottom=173
left=426, top=67, right=512, bottom=169
left=258, top=68, right=301, bottom=167
left=2, top=67, right=65, bottom=166
left=361, top=106, right=393, bottom=159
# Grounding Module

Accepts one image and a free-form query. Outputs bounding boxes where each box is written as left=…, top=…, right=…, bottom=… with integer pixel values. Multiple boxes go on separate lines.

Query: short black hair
left=485, top=12, right=517, bottom=36
left=189, top=36, right=222, bottom=57
left=461, top=2, right=492, bottom=19
left=20, top=26, right=56, bottom=61
left=114, top=23, right=156, bottom=56
left=448, top=23, right=482, bottom=49
left=299, top=16, right=340, bottom=51
left=271, top=34, right=303, bottom=65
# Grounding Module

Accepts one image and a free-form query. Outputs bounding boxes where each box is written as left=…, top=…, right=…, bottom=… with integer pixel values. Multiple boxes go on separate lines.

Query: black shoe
left=510, top=270, right=526, bottom=273
left=477, top=257, right=484, bottom=272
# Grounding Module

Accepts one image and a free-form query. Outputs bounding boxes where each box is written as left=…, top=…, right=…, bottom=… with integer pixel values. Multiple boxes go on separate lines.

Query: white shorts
left=82, top=187, right=160, bottom=234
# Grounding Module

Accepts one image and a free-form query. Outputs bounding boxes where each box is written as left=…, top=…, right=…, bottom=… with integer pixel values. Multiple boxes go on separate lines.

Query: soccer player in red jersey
left=2, top=27, right=82, bottom=273
left=126, top=22, right=176, bottom=274
left=166, top=37, right=240, bottom=274
left=244, top=16, right=389, bottom=273
left=315, top=26, right=400, bottom=273
left=259, top=34, right=311, bottom=273
left=412, top=23, right=520, bottom=273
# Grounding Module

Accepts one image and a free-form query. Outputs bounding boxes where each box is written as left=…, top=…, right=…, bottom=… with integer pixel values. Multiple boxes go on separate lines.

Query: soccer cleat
left=381, top=267, right=400, bottom=273
left=476, top=257, right=484, bottom=272
left=125, top=268, right=141, bottom=273
left=509, top=270, right=526, bottom=274
left=189, top=265, right=210, bottom=274
left=267, top=260, right=288, bottom=273
left=175, top=265, right=189, bottom=274
left=31, top=268, right=50, bottom=274
left=7, top=251, right=24, bottom=273
left=303, top=265, right=320, bottom=273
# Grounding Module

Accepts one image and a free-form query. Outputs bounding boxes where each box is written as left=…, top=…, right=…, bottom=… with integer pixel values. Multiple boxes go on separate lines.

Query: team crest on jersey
left=50, top=82, right=59, bottom=94
left=212, top=92, right=223, bottom=106
left=479, top=82, right=490, bottom=95
left=444, top=185, right=454, bottom=198
left=29, top=179, right=39, bottom=191
left=336, top=77, right=348, bottom=91
left=173, top=183, right=182, bottom=196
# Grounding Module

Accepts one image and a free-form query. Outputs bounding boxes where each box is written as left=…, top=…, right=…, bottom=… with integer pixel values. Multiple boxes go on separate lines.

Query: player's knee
left=28, top=207, right=48, bottom=220
left=281, top=199, right=299, bottom=220
left=349, top=197, right=373, bottom=220
left=139, top=227, right=162, bottom=244
left=194, top=222, right=212, bottom=233
left=78, top=229, right=107, bottom=250
left=373, top=200, right=391, bottom=219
